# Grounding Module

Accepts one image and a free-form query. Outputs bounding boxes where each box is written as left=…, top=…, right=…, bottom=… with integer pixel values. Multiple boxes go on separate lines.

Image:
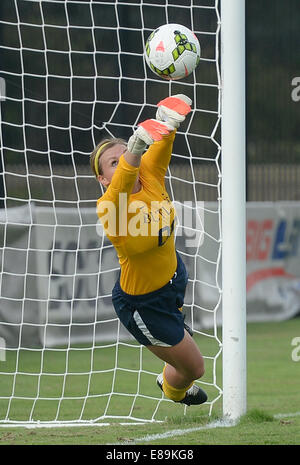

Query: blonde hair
left=90, top=137, right=127, bottom=178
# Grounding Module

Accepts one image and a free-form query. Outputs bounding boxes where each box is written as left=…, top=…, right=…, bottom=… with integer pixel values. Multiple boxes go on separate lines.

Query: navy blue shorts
left=112, top=252, right=188, bottom=347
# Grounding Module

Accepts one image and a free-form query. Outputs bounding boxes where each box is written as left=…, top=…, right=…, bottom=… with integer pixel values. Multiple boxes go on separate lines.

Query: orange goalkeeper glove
left=156, top=94, right=192, bottom=129
left=127, top=119, right=174, bottom=156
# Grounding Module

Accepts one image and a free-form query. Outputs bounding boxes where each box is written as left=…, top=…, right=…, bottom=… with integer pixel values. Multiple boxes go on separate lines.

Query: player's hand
left=127, top=119, right=174, bottom=156
left=156, top=94, right=192, bottom=129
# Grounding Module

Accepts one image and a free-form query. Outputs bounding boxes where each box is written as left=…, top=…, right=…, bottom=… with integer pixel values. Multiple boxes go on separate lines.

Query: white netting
left=0, top=0, right=222, bottom=425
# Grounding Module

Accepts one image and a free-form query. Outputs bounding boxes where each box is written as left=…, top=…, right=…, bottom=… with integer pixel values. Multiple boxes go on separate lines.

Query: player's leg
left=146, top=330, right=207, bottom=405
left=146, top=329, right=204, bottom=388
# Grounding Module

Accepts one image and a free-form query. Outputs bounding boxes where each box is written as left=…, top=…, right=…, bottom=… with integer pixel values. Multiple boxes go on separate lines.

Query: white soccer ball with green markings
left=144, top=24, right=201, bottom=80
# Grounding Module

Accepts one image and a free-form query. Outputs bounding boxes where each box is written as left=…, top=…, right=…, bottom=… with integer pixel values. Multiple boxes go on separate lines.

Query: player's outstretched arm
left=140, top=94, right=192, bottom=183
left=124, top=93, right=192, bottom=168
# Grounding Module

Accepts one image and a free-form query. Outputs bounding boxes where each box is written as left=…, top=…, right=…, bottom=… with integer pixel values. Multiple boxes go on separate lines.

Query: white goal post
left=221, top=0, right=247, bottom=420
left=0, top=0, right=246, bottom=426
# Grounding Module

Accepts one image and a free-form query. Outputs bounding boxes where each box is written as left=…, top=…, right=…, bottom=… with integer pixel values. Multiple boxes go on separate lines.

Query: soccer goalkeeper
left=91, top=94, right=207, bottom=406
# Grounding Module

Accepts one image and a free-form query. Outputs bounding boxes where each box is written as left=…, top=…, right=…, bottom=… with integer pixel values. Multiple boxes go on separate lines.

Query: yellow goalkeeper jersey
left=97, top=131, right=177, bottom=295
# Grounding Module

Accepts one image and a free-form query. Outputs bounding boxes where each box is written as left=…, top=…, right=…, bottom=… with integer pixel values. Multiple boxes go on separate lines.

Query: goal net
left=0, top=0, right=222, bottom=426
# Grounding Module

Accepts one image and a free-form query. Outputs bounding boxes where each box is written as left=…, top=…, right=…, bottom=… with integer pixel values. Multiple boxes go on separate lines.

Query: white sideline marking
left=111, top=419, right=235, bottom=445
left=1, top=411, right=299, bottom=433
left=274, top=411, right=300, bottom=419
left=112, top=411, right=300, bottom=445
left=0, top=422, right=147, bottom=429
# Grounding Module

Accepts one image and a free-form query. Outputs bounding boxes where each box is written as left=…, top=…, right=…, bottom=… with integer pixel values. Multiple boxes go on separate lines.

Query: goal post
left=221, top=0, right=247, bottom=420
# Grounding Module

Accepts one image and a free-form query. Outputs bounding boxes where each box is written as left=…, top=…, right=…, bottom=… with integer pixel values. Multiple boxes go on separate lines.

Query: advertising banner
left=0, top=202, right=299, bottom=347
left=246, top=202, right=300, bottom=321
left=199, top=202, right=300, bottom=328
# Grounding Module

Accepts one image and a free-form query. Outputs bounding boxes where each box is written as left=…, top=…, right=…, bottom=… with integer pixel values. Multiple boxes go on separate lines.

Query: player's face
left=97, top=144, right=126, bottom=188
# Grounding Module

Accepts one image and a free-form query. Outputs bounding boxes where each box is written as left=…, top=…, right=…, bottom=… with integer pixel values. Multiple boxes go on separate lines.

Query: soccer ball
left=144, top=24, right=201, bottom=80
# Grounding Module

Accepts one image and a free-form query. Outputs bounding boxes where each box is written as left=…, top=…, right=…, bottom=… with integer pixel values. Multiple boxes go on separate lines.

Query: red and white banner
left=199, top=201, right=300, bottom=328
left=246, top=202, right=300, bottom=322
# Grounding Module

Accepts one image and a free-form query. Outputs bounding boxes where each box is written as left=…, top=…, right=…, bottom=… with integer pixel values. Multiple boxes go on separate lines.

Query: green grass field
left=0, top=318, right=299, bottom=445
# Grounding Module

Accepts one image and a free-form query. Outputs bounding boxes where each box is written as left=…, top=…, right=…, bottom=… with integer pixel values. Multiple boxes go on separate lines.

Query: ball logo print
left=144, top=24, right=201, bottom=80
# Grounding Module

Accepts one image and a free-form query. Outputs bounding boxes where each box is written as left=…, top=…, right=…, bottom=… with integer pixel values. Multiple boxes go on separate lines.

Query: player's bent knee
left=179, top=358, right=205, bottom=382
left=195, top=364, right=205, bottom=380
left=188, top=362, right=205, bottom=381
